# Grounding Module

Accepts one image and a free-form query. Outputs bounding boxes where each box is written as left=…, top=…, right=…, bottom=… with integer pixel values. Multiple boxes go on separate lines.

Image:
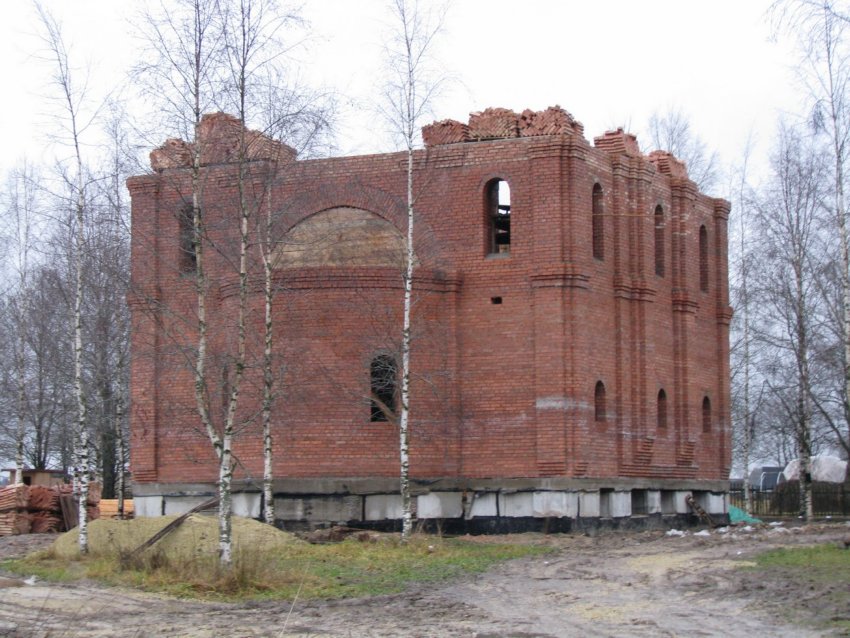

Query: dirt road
left=0, top=522, right=846, bottom=637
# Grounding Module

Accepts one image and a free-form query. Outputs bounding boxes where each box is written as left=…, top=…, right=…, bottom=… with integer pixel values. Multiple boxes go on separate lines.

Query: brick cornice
left=530, top=264, right=590, bottom=289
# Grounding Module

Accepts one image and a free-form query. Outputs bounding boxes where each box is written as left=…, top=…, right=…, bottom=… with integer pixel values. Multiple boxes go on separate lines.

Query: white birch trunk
left=741, top=263, right=753, bottom=516
left=262, top=211, right=275, bottom=525
left=74, top=177, right=89, bottom=554
left=793, top=207, right=814, bottom=521
left=14, top=351, right=26, bottom=485
left=115, top=375, right=127, bottom=518
left=399, top=140, right=414, bottom=541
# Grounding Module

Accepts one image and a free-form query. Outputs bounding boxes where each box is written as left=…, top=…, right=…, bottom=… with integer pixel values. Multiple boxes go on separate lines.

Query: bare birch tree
left=134, top=0, right=240, bottom=564
left=773, top=0, right=850, bottom=476
left=380, top=0, right=447, bottom=541
left=729, top=138, right=757, bottom=514
left=35, top=3, right=100, bottom=553
left=752, top=124, right=825, bottom=519
left=135, top=0, right=327, bottom=557
left=220, top=0, right=295, bottom=528
left=2, top=165, right=39, bottom=485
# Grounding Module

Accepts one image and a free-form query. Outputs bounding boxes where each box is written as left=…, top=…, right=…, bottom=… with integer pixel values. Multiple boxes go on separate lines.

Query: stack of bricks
left=0, top=483, right=102, bottom=536
left=0, top=485, right=30, bottom=536
left=421, top=118, right=470, bottom=146
left=28, top=485, right=68, bottom=533
left=518, top=106, right=584, bottom=137
left=422, top=105, right=584, bottom=146
left=648, top=150, right=690, bottom=180
left=593, top=127, right=642, bottom=157
left=86, top=482, right=102, bottom=522
left=468, top=107, right=520, bottom=140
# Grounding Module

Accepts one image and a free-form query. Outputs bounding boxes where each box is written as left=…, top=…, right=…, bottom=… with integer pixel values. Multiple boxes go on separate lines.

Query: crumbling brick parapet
left=421, top=118, right=470, bottom=146
left=648, top=150, right=689, bottom=180
left=593, top=128, right=642, bottom=158
left=423, top=105, right=585, bottom=146
left=468, top=107, right=520, bottom=140
left=149, top=112, right=296, bottom=172
left=518, top=105, right=583, bottom=138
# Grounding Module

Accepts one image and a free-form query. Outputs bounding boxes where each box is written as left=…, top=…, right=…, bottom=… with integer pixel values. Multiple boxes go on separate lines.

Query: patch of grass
left=5, top=530, right=549, bottom=602
left=748, top=544, right=850, bottom=632
left=754, top=543, right=850, bottom=572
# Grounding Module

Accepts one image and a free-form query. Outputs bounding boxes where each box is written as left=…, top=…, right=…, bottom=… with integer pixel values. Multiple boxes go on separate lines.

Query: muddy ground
left=0, top=521, right=847, bottom=637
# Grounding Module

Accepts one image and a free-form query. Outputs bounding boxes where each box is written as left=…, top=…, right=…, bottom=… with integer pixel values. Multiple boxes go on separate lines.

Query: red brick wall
left=128, top=109, right=732, bottom=486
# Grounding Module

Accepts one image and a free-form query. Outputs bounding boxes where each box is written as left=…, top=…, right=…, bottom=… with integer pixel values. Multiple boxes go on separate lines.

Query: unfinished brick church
left=127, top=106, right=732, bottom=529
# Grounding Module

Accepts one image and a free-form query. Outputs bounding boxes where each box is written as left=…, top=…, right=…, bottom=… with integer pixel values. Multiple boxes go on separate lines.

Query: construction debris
left=0, top=483, right=101, bottom=536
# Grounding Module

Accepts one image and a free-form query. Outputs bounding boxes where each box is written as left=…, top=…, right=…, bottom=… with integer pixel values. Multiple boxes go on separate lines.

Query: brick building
left=127, top=106, right=731, bottom=529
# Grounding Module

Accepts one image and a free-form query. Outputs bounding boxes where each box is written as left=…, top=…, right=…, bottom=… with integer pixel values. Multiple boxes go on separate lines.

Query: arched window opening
left=699, top=225, right=709, bottom=292
left=654, top=205, right=665, bottom=277
left=179, top=204, right=197, bottom=273
left=657, top=389, right=667, bottom=431
left=370, top=355, right=398, bottom=422
left=486, top=179, right=511, bottom=255
left=592, top=184, right=604, bottom=260
left=702, top=396, right=711, bottom=433
left=594, top=381, right=607, bottom=423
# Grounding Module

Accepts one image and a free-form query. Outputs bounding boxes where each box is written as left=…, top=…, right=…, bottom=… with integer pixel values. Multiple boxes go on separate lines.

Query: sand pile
left=51, top=514, right=302, bottom=560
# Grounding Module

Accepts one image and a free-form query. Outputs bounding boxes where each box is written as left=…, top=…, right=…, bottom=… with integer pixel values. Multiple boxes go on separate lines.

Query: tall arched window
left=595, top=381, right=607, bottom=423
left=179, top=204, right=197, bottom=273
left=654, top=205, right=665, bottom=277
left=699, top=225, right=709, bottom=292
left=486, top=179, right=511, bottom=254
left=592, top=184, right=604, bottom=260
left=702, top=396, right=711, bottom=433
left=657, top=389, right=667, bottom=431
left=370, top=355, right=398, bottom=422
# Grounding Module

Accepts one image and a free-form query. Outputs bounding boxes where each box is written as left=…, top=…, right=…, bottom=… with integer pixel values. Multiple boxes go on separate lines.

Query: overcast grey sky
left=0, top=0, right=800, bottom=191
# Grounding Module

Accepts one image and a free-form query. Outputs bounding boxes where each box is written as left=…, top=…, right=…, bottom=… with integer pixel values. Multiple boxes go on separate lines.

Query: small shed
left=2, top=468, right=66, bottom=487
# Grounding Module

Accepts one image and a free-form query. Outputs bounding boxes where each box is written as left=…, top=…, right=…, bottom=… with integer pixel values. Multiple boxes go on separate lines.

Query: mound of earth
left=50, top=514, right=302, bottom=560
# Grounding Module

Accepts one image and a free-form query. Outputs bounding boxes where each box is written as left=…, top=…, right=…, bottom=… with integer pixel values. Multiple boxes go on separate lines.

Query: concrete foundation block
left=532, top=491, right=577, bottom=517
left=500, top=492, right=534, bottom=517
left=610, top=491, right=631, bottom=517
left=647, top=490, right=662, bottom=515
left=276, top=495, right=362, bottom=522
left=365, top=494, right=403, bottom=521
left=578, top=491, right=600, bottom=517
left=468, top=492, right=497, bottom=517
left=164, top=495, right=210, bottom=516
left=135, top=495, right=163, bottom=517
left=417, top=492, right=463, bottom=519
left=705, top=492, right=727, bottom=515
left=232, top=493, right=260, bottom=519
left=674, top=491, right=692, bottom=514
left=660, top=490, right=677, bottom=514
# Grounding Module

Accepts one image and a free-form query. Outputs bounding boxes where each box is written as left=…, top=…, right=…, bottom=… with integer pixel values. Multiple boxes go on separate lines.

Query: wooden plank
left=123, top=497, right=219, bottom=564
left=59, top=494, right=79, bottom=531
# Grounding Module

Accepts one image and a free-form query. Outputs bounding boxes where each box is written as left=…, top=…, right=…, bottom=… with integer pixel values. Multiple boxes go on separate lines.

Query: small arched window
left=657, top=389, right=667, bottom=431
left=592, top=184, right=604, bottom=260
left=486, top=179, right=511, bottom=255
left=594, top=381, right=607, bottom=423
left=179, top=204, right=197, bottom=273
left=699, top=225, right=709, bottom=292
left=370, top=355, right=398, bottom=422
left=702, top=396, right=711, bottom=433
left=654, top=205, right=665, bottom=277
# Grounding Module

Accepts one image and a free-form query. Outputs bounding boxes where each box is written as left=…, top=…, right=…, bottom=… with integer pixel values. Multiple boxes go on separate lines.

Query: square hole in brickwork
left=490, top=296, right=503, bottom=305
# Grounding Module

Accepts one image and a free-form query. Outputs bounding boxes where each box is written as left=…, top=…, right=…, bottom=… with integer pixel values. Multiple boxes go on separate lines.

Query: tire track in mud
left=0, top=524, right=845, bottom=637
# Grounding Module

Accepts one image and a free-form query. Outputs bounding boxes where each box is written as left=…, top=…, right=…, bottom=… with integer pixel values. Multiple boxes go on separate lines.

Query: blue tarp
left=729, top=505, right=762, bottom=524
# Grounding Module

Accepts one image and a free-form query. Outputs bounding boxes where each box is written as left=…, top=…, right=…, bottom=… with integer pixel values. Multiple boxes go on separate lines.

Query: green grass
left=748, top=543, right=850, bottom=632
left=754, top=543, right=850, bottom=572
left=4, top=535, right=550, bottom=602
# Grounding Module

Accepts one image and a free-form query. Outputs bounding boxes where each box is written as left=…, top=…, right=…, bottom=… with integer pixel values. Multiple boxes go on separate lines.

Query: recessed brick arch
left=273, top=180, right=448, bottom=269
